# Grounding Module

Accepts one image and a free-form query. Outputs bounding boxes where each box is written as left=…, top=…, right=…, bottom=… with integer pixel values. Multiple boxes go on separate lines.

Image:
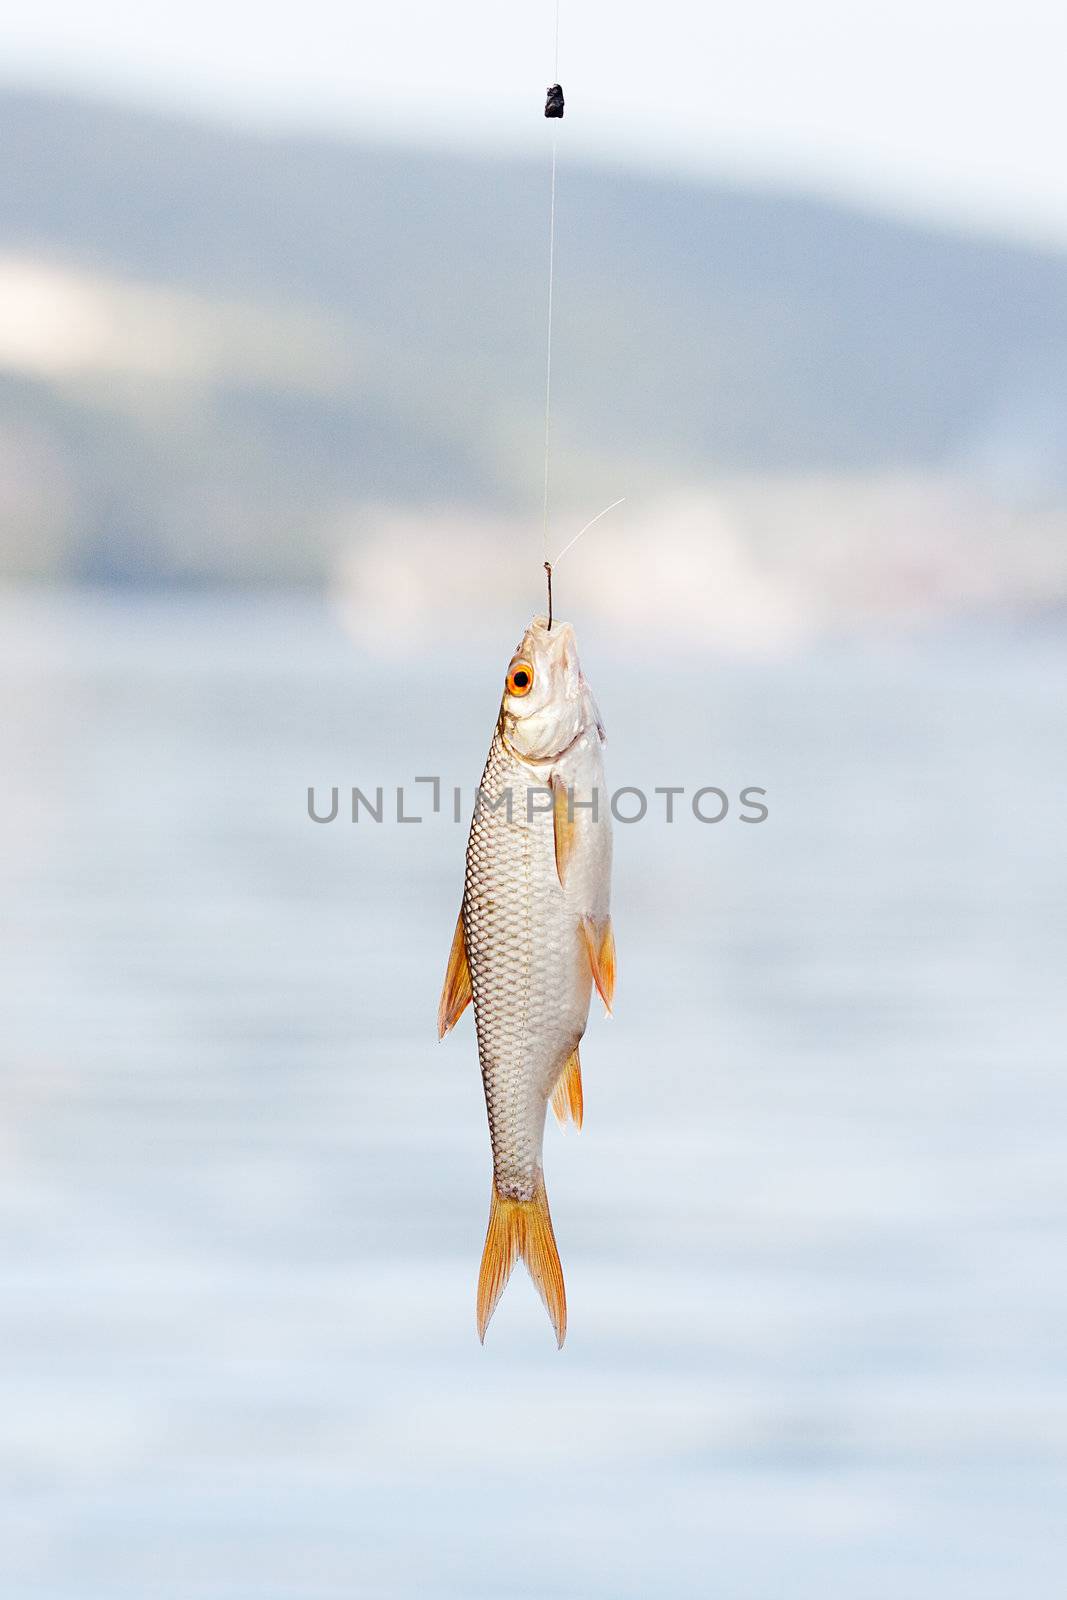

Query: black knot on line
left=544, top=84, right=565, bottom=119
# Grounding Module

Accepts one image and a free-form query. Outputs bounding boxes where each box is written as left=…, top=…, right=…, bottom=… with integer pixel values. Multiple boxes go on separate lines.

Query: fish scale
left=464, top=727, right=578, bottom=1201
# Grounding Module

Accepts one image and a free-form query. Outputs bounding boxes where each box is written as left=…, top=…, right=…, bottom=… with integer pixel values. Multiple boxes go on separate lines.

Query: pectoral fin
left=437, top=909, right=472, bottom=1039
left=550, top=1046, right=584, bottom=1130
left=551, top=774, right=577, bottom=888
left=580, top=916, right=616, bottom=1015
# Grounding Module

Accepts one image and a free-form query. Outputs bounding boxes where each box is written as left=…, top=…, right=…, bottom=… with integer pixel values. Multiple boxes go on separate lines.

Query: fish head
left=501, top=616, right=593, bottom=760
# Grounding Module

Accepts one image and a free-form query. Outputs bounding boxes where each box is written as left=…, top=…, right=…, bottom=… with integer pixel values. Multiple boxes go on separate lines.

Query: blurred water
left=0, top=591, right=1064, bottom=1598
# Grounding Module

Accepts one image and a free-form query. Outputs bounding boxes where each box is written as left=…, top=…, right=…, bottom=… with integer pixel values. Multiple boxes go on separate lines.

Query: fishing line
left=542, top=0, right=562, bottom=567
left=542, top=130, right=558, bottom=568
left=542, top=0, right=564, bottom=624
left=544, top=497, right=626, bottom=631
left=538, top=5, right=622, bottom=631
left=552, top=496, right=626, bottom=568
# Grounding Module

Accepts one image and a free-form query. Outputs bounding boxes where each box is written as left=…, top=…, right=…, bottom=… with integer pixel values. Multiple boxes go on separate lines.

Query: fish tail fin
left=550, top=1046, right=584, bottom=1130
left=476, top=1170, right=567, bottom=1348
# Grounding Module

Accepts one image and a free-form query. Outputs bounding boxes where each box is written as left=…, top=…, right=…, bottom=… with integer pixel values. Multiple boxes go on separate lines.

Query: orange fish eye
left=506, top=660, right=534, bottom=698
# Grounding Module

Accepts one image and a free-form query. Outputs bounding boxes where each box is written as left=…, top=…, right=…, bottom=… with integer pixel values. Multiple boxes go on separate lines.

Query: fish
left=438, top=615, right=614, bottom=1347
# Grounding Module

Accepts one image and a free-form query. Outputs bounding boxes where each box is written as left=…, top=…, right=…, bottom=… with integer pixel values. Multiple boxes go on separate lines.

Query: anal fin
left=550, top=1046, right=584, bottom=1130
left=580, top=916, right=616, bottom=1015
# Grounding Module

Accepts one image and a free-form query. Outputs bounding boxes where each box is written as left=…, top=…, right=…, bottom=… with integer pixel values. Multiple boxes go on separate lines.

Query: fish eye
left=507, top=661, right=534, bottom=698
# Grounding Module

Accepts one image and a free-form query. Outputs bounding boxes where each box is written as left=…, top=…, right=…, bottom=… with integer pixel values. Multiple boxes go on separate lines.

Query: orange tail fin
left=550, top=1046, right=584, bottom=1130
left=476, top=1170, right=567, bottom=1347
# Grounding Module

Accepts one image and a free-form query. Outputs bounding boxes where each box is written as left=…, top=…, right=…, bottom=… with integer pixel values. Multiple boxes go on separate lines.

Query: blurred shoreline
left=331, top=477, right=1067, bottom=657
left=2, top=88, right=1066, bottom=611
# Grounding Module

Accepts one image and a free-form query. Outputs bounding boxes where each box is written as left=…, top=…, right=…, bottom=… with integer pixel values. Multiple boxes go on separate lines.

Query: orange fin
left=581, top=916, right=616, bottom=1015
left=437, top=909, right=472, bottom=1039
left=476, top=1170, right=566, bottom=1348
left=550, top=1046, right=584, bottom=1130
left=551, top=774, right=578, bottom=888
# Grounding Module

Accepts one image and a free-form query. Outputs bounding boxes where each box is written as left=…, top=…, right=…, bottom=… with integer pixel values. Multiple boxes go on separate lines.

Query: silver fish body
left=466, top=720, right=609, bottom=1198
left=439, top=617, right=615, bottom=1345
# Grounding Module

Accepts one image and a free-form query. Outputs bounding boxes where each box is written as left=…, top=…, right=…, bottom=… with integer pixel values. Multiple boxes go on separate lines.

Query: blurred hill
left=1, top=87, right=1066, bottom=589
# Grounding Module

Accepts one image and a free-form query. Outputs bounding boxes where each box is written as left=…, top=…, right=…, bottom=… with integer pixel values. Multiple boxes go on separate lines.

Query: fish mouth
left=528, top=615, right=574, bottom=641
left=519, top=615, right=579, bottom=674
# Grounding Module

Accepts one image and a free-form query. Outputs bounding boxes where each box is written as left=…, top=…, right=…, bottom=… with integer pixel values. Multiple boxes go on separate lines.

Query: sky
left=3, top=0, right=1067, bottom=246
